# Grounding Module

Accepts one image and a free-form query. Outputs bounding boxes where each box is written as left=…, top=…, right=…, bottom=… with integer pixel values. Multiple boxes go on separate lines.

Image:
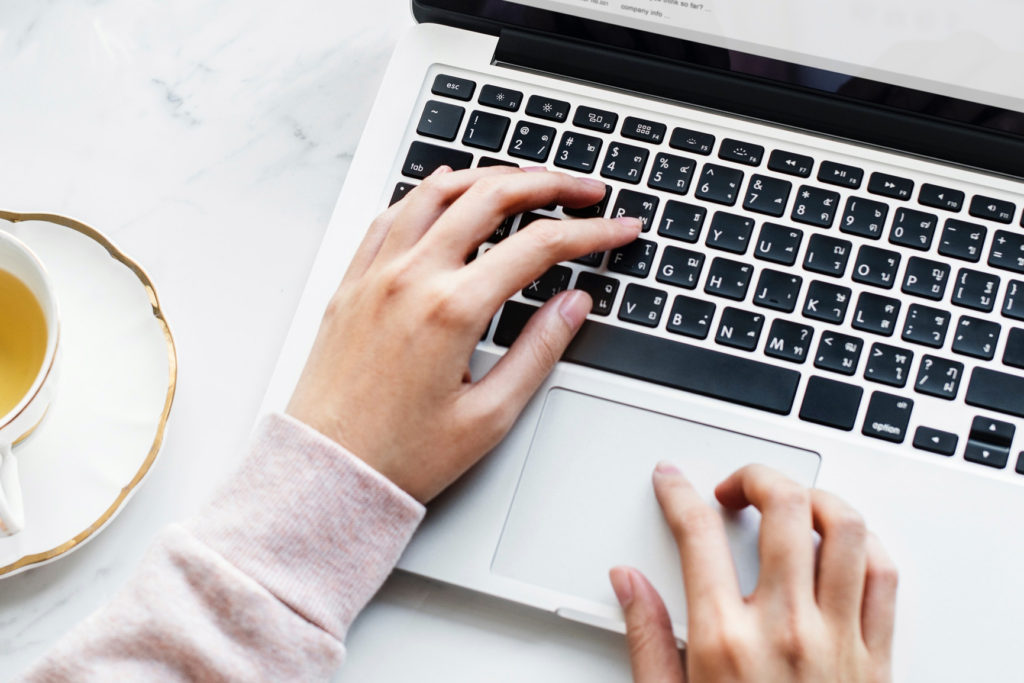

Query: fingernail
left=655, top=460, right=681, bottom=477
left=578, top=177, right=606, bottom=190
left=521, top=165, right=547, bottom=173
left=428, top=165, right=452, bottom=177
left=610, top=567, right=634, bottom=607
left=557, top=289, right=590, bottom=328
left=614, top=216, right=643, bottom=230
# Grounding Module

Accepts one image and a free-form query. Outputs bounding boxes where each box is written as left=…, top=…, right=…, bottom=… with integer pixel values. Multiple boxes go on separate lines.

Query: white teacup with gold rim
left=0, top=230, right=59, bottom=536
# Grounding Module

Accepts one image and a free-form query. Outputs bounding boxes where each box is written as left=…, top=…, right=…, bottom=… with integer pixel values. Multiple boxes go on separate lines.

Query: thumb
left=610, top=566, right=686, bottom=683
left=471, top=289, right=590, bottom=423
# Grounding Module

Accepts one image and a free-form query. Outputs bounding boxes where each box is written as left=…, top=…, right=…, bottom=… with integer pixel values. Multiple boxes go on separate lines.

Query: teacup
left=0, top=230, right=60, bottom=536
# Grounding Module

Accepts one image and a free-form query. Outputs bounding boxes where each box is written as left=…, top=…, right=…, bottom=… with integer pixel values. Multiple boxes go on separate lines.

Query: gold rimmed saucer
left=0, top=211, right=176, bottom=577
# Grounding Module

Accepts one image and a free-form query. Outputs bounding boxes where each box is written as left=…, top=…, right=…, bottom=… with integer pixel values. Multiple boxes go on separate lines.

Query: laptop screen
left=416, top=0, right=1024, bottom=139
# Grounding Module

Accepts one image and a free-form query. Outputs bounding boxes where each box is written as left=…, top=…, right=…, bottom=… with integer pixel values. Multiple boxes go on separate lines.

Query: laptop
left=262, top=1, right=1024, bottom=678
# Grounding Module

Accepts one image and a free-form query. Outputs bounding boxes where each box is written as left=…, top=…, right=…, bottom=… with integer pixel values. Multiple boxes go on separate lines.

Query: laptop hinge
left=493, top=28, right=1024, bottom=180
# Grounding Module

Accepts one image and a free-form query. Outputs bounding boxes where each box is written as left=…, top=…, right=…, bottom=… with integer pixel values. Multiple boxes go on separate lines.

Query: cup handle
left=0, top=442, right=24, bottom=536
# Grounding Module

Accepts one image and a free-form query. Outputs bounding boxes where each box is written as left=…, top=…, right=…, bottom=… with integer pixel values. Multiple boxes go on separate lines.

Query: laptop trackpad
left=492, top=388, right=820, bottom=626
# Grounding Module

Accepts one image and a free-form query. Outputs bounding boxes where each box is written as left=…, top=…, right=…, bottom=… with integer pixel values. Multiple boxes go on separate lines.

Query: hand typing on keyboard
left=287, top=165, right=641, bottom=502
left=610, top=463, right=896, bottom=683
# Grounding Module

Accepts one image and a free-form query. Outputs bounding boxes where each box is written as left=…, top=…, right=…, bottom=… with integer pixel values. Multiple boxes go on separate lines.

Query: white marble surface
left=0, top=1, right=635, bottom=680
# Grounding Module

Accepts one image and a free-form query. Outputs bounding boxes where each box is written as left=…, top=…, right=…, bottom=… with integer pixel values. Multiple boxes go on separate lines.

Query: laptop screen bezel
left=412, top=0, right=1024, bottom=144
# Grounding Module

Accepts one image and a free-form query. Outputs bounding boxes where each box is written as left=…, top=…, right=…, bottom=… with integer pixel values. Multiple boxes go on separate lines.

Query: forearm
left=20, top=413, right=425, bottom=682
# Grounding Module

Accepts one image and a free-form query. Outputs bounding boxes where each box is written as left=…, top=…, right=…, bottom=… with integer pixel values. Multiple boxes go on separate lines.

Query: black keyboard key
left=601, top=142, right=649, bottom=184
left=647, top=153, right=697, bottom=195
left=1017, top=453, right=1024, bottom=475
left=803, top=234, right=852, bottom=277
left=517, top=212, right=548, bottom=230
left=523, top=265, right=573, bottom=302
left=706, top=211, right=755, bottom=254
left=389, top=182, right=415, bottom=206
left=814, top=332, right=863, bottom=375
left=498, top=302, right=806, bottom=413
left=970, top=195, right=1015, bottom=224
left=564, top=185, right=612, bottom=218
left=478, top=85, right=522, bottom=111
left=890, top=208, right=938, bottom=251
left=754, top=223, right=803, bottom=266
left=913, top=426, right=958, bottom=456
left=705, top=258, right=753, bottom=301
left=865, top=342, right=913, bottom=387
left=1005, top=328, right=1024, bottom=369
left=667, top=295, right=716, bottom=339
left=952, top=268, right=1000, bottom=312
left=553, top=131, right=602, bottom=172
left=478, top=157, right=518, bottom=168
left=622, top=117, right=667, bottom=144
left=572, top=250, right=604, bottom=268
left=609, top=238, right=658, bottom=278
left=487, top=215, right=515, bottom=243
left=989, top=230, right=1024, bottom=274
left=611, top=190, right=659, bottom=232
left=461, top=110, right=510, bottom=151
left=901, top=257, right=949, bottom=301
left=852, top=292, right=901, bottom=336
left=939, top=219, right=986, bottom=262
left=868, top=172, right=914, bottom=200
left=952, top=315, right=1001, bottom=360
left=657, top=201, right=706, bottom=242
left=574, top=272, right=619, bottom=316
left=656, top=246, right=704, bottom=289
left=669, top=127, right=715, bottom=155
left=525, top=95, right=570, bottom=122
left=1003, top=280, right=1024, bottom=321
left=966, top=367, right=1024, bottom=418
left=431, top=74, right=475, bottom=101
left=972, top=416, right=1016, bottom=448
left=508, top=121, right=556, bottom=162
left=840, top=197, right=888, bottom=240
left=573, top=105, right=618, bottom=133
left=417, top=100, right=465, bottom=141
left=768, top=149, right=813, bottom=178
left=765, top=319, right=814, bottom=363
left=852, top=246, right=900, bottom=289
left=743, top=174, right=792, bottom=217
left=695, top=163, right=743, bottom=206
left=918, top=183, right=965, bottom=212
left=862, top=391, right=914, bottom=443
left=965, top=441, right=1010, bottom=469
left=716, top=307, right=765, bottom=351
left=914, top=355, right=964, bottom=400
left=402, top=141, right=473, bottom=178
left=792, top=185, right=840, bottom=228
left=618, top=284, right=668, bottom=327
left=818, top=161, right=863, bottom=189
left=803, top=281, right=852, bottom=324
left=800, top=376, right=863, bottom=431
left=753, top=269, right=803, bottom=312
left=719, top=138, right=764, bottom=166
left=901, top=304, right=950, bottom=348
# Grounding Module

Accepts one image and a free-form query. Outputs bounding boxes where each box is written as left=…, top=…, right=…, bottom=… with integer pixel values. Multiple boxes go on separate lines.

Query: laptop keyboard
left=391, top=70, right=1024, bottom=476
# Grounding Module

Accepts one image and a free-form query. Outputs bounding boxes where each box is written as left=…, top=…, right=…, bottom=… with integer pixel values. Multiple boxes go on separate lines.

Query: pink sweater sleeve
left=19, top=412, right=426, bottom=681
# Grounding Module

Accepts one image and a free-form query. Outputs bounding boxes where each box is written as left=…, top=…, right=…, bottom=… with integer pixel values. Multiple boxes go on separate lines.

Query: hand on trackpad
left=491, top=388, right=820, bottom=629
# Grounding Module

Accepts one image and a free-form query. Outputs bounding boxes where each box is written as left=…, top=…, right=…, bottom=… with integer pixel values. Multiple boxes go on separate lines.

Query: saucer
left=0, top=211, right=176, bottom=578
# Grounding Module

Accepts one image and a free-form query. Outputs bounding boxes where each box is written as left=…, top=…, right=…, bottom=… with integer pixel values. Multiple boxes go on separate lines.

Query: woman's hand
left=610, top=463, right=897, bottom=683
left=287, top=165, right=641, bottom=502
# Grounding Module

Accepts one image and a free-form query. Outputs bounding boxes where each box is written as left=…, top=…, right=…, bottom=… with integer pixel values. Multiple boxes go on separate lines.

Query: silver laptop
left=262, top=2, right=1024, bottom=678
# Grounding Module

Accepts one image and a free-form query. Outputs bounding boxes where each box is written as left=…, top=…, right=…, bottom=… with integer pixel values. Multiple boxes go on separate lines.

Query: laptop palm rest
left=492, top=388, right=821, bottom=627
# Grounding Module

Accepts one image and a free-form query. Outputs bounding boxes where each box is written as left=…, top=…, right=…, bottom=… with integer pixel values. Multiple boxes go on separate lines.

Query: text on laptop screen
left=506, top=0, right=1024, bottom=117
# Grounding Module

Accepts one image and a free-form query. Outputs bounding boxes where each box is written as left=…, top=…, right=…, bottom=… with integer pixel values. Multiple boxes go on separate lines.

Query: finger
left=419, top=170, right=610, bottom=261
left=342, top=167, right=452, bottom=286
left=861, top=532, right=898, bottom=659
left=465, top=288, right=591, bottom=438
left=810, top=489, right=868, bottom=625
left=460, top=216, right=640, bottom=310
left=610, top=567, right=686, bottom=683
left=652, top=462, right=744, bottom=627
left=714, top=464, right=815, bottom=601
left=375, top=165, right=520, bottom=263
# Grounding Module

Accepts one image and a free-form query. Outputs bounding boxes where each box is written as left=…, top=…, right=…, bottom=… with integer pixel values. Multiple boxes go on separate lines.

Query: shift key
left=966, top=367, right=1024, bottom=418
